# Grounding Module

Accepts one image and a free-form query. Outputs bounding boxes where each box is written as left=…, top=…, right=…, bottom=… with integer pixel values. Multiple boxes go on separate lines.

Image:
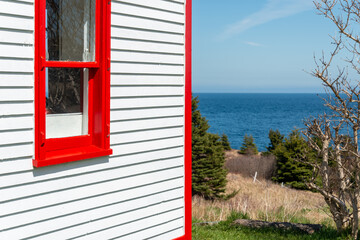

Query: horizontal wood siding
left=110, top=0, right=186, bottom=238
left=0, top=0, right=186, bottom=239
left=0, top=0, right=34, bottom=167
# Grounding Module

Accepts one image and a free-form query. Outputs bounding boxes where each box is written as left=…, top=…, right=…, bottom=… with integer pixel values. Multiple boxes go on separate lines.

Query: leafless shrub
left=225, top=150, right=276, bottom=180
left=298, top=1, right=360, bottom=238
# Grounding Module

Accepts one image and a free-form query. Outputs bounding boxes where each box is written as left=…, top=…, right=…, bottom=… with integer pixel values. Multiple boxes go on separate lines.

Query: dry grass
left=225, top=150, right=276, bottom=180
left=192, top=173, right=332, bottom=225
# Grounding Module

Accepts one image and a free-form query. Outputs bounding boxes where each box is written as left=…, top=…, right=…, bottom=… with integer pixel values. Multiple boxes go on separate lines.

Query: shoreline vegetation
left=192, top=149, right=340, bottom=239
left=193, top=0, right=360, bottom=238
left=191, top=95, right=338, bottom=238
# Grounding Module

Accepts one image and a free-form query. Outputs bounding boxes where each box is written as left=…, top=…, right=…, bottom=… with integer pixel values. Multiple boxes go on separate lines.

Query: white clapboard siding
left=111, top=96, right=184, bottom=109
left=0, top=155, right=183, bottom=196
left=111, top=62, right=184, bottom=75
left=128, top=220, right=184, bottom=240
left=147, top=226, right=185, bottom=240
left=0, top=88, right=33, bottom=101
left=0, top=116, right=33, bottom=131
left=111, top=116, right=184, bottom=132
left=0, top=44, right=33, bottom=59
left=70, top=209, right=184, bottom=240
left=0, top=15, right=33, bottom=31
left=111, top=127, right=184, bottom=145
left=0, top=178, right=184, bottom=229
left=112, top=51, right=184, bottom=65
left=0, top=145, right=184, bottom=177
left=108, top=2, right=186, bottom=238
left=0, top=29, right=33, bottom=45
left=113, top=0, right=184, bottom=14
left=112, top=136, right=184, bottom=155
left=112, top=1, right=184, bottom=24
left=0, top=102, right=33, bottom=116
left=111, top=86, right=184, bottom=97
left=111, top=75, right=184, bottom=86
left=12, top=0, right=33, bottom=2
left=110, top=106, right=184, bottom=121
left=112, top=14, right=184, bottom=34
left=0, top=130, right=33, bottom=145
left=0, top=1, right=33, bottom=17
left=1, top=192, right=184, bottom=239
left=0, top=169, right=184, bottom=216
left=0, top=0, right=187, bottom=239
left=112, top=38, right=184, bottom=54
left=0, top=143, right=33, bottom=159
left=0, top=157, right=33, bottom=175
left=0, top=73, right=33, bottom=87
left=111, top=27, right=184, bottom=44
left=0, top=59, right=33, bottom=73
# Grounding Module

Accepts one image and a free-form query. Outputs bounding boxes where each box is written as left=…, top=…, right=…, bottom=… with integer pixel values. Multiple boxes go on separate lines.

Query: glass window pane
left=46, top=0, right=96, bottom=62
left=46, top=68, right=83, bottom=114
left=46, top=68, right=89, bottom=139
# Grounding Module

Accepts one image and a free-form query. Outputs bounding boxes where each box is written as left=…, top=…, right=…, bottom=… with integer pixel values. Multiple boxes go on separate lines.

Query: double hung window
left=34, top=0, right=112, bottom=167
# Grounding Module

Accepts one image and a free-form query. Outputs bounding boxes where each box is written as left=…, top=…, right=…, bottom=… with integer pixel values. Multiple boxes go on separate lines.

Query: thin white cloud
left=221, top=0, right=314, bottom=39
left=244, top=41, right=264, bottom=47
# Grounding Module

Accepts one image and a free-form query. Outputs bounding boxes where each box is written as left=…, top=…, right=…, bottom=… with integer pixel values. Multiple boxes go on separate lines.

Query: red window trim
left=33, top=0, right=112, bottom=168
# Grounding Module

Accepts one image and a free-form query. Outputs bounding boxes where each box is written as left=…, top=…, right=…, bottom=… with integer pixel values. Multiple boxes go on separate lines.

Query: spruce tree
left=272, top=130, right=315, bottom=190
left=267, top=129, right=284, bottom=152
left=221, top=133, right=231, bottom=151
left=192, top=97, right=227, bottom=199
left=239, top=134, right=258, bottom=155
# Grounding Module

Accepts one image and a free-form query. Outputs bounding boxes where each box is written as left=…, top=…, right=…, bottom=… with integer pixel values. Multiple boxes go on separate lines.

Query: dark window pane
left=46, top=0, right=96, bottom=62
left=46, top=68, right=83, bottom=114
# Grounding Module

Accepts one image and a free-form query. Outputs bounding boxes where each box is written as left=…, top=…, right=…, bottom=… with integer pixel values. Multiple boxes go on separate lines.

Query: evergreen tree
left=221, top=133, right=231, bottom=151
left=239, top=134, right=258, bottom=155
left=267, top=129, right=284, bottom=152
left=192, top=97, right=228, bottom=199
left=272, top=130, right=315, bottom=190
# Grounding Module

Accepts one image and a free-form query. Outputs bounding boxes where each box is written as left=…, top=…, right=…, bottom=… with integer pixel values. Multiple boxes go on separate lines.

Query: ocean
left=195, top=93, right=328, bottom=152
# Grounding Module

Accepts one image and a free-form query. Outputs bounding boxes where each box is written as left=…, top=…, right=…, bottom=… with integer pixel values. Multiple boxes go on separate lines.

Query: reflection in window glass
left=46, top=68, right=83, bottom=114
left=46, top=0, right=96, bottom=62
left=46, top=68, right=89, bottom=138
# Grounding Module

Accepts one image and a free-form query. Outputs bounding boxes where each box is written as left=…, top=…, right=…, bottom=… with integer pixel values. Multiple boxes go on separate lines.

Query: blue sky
left=192, top=0, right=338, bottom=93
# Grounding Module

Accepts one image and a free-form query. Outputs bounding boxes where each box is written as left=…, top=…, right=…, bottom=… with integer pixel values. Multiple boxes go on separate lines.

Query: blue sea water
left=195, top=93, right=328, bottom=152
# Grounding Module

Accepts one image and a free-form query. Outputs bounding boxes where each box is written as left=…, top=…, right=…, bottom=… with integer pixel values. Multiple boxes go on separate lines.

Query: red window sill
left=33, top=145, right=113, bottom=168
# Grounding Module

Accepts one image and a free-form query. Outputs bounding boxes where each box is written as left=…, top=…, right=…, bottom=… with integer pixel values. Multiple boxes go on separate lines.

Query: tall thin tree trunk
left=351, top=194, right=359, bottom=239
left=353, top=127, right=359, bottom=239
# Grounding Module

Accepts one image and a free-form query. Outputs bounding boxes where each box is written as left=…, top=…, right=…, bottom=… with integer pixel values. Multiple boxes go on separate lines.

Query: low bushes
left=225, top=150, right=276, bottom=180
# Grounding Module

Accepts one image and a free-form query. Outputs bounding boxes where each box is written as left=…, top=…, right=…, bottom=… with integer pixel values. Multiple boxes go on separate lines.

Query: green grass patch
left=192, top=212, right=348, bottom=240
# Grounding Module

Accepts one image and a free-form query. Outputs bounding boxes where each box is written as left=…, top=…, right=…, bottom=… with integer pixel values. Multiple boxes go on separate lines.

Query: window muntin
left=46, top=0, right=96, bottom=62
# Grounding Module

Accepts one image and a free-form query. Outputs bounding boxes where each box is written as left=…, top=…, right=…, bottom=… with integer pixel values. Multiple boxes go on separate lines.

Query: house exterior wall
left=0, top=0, right=191, bottom=239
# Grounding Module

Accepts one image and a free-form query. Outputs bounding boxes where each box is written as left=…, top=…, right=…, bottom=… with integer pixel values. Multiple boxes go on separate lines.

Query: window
left=34, top=0, right=112, bottom=167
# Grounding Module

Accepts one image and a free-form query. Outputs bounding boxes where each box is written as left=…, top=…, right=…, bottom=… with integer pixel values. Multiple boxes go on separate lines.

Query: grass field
left=192, top=212, right=346, bottom=240
left=191, top=166, right=344, bottom=239
left=192, top=220, right=344, bottom=240
left=192, top=173, right=331, bottom=225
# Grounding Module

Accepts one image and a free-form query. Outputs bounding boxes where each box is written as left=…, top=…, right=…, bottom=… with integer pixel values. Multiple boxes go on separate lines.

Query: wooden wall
left=0, top=0, right=187, bottom=239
